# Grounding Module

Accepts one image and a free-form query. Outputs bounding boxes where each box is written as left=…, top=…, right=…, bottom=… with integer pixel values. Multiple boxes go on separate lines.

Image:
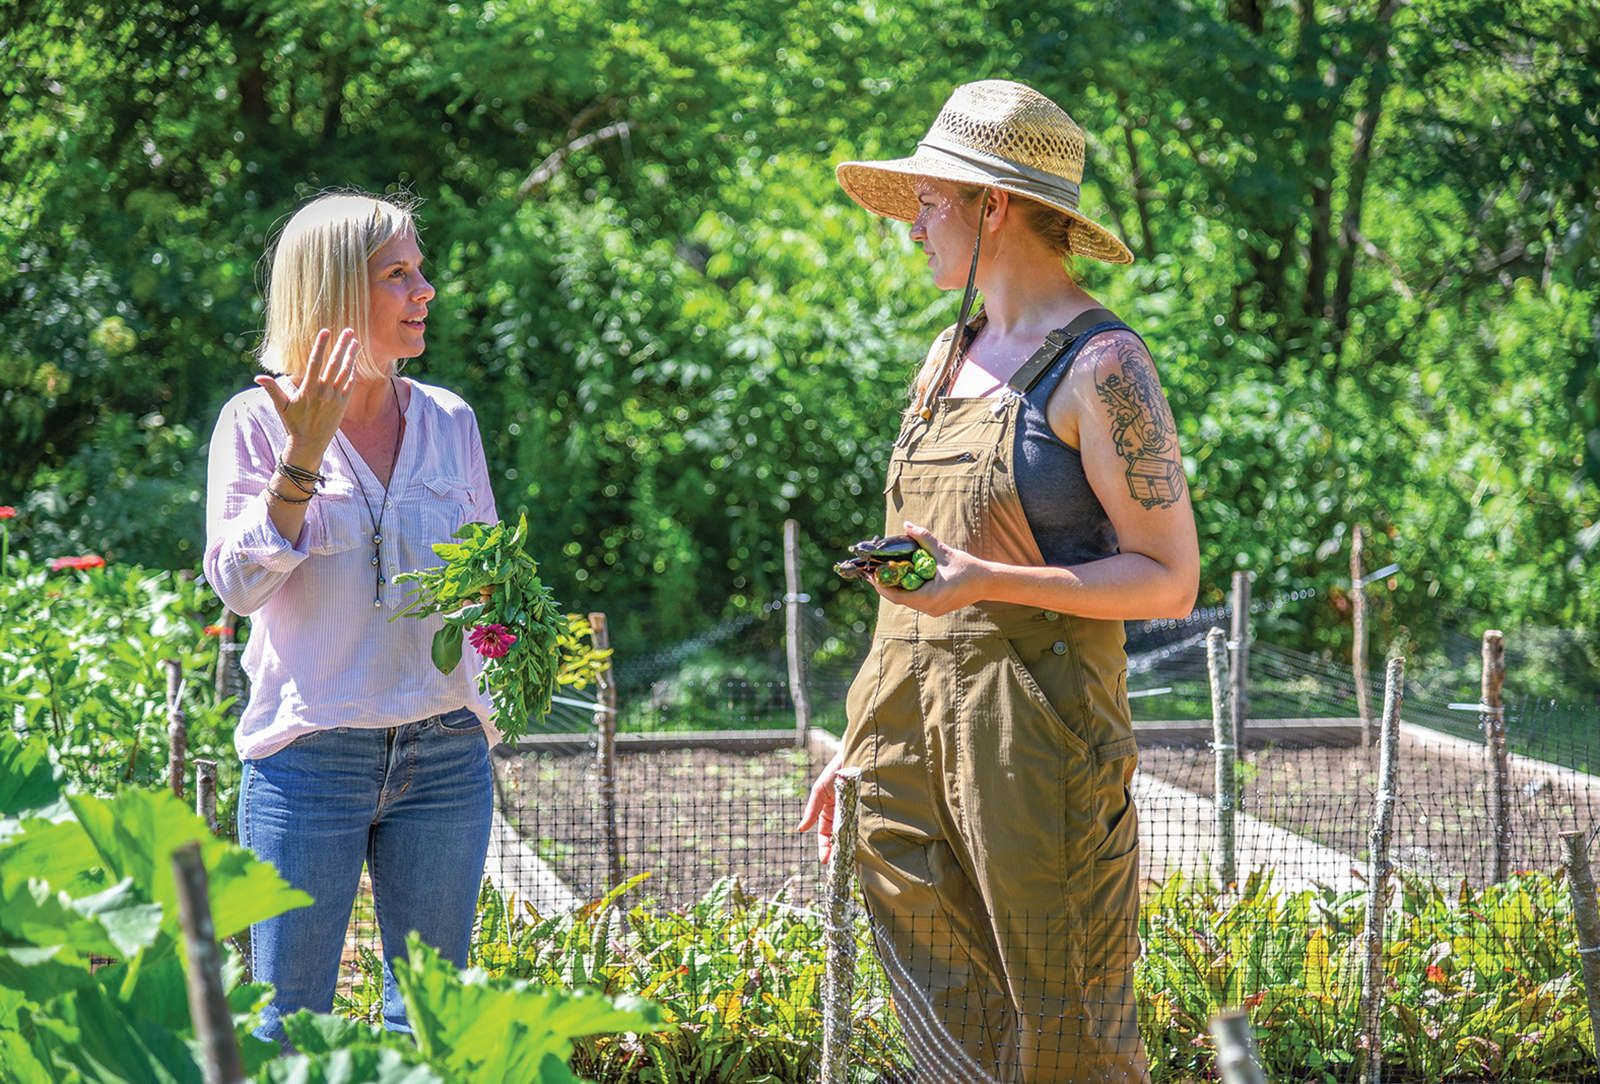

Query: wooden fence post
left=163, top=659, right=186, bottom=801
left=1229, top=570, right=1252, bottom=758
left=1482, top=630, right=1510, bottom=884
left=1208, top=1009, right=1269, bottom=1084
left=783, top=520, right=812, bottom=750
left=820, top=766, right=863, bottom=1084
left=195, top=759, right=218, bottom=835
left=589, top=612, right=624, bottom=892
left=215, top=610, right=246, bottom=717
left=1352, top=526, right=1372, bottom=745
left=1560, top=831, right=1600, bottom=1079
left=1206, top=627, right=1236, bottom=890
left=172, top=841, right=246, bottom=1084
left=1359, top=656, right=1404, bottom=1084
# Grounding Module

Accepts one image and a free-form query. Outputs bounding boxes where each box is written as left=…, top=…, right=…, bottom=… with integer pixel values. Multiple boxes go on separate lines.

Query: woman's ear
left=982, top=188, right=1010, bottom=234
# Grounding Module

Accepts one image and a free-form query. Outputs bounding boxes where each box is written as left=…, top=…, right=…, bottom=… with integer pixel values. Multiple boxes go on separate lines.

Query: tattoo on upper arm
left=1093, top=345, right=1187, bottom=510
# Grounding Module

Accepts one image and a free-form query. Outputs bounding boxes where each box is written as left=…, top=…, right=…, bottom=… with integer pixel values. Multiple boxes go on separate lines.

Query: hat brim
left=836, top=154, right=1135, bottom=265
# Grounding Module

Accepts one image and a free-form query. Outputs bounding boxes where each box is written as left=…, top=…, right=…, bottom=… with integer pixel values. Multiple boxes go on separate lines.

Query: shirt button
left=1052, top=641, right=1068, bottom=656
left=1043, top=610, right=1059, bottom=620
left=385, top=500, right=394, bottom=509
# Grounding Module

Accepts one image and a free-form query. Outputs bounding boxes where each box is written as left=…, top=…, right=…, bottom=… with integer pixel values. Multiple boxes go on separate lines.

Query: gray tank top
left=956, top=310, right=1129, bottom=567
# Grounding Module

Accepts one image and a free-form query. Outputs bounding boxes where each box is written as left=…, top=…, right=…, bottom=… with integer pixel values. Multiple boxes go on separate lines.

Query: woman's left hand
left=872, top=521, right=991, bottom=616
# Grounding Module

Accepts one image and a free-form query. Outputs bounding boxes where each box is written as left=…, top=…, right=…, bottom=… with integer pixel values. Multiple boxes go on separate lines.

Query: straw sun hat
left=836, top=80, right=1134, bottom=265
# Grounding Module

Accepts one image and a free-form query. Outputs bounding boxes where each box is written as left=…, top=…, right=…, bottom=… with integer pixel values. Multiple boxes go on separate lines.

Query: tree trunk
left=1332, top=2, right=1401, bottom=349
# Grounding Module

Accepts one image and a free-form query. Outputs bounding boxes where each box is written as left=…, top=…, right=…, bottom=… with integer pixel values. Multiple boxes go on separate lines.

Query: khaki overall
left=843, top=316, right=1149, bottom=1084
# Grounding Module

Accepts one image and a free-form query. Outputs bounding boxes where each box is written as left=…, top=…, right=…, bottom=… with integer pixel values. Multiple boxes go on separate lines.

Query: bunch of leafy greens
left=395, top=515, right=611, bottom=740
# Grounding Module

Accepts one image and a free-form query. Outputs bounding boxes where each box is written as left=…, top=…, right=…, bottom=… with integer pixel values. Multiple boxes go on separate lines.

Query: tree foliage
left=3, top=0, right=1596, bottom=659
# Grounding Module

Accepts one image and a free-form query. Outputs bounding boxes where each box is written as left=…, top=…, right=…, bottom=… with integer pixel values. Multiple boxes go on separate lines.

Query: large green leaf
left=66, top=789, right=311, bottom=940
left=0, top=1028, right=57, bottom=1084
left=27, top=981, right=202, bottom=1084
left=0, top=734, right=62, bottom=819
left=394, top=935, right=664, bottom=1083
left=267, top=1011, right=444, bottom=1084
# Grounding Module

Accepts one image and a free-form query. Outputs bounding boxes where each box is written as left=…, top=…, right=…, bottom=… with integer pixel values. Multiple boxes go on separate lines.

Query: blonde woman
left=204, top=192, right=498, bottom=1050
left=800, top=83, right=1198, bottom=1083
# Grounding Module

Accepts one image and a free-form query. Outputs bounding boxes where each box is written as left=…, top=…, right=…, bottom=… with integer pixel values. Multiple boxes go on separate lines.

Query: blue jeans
left=239, top=708, right=492, bottom=1050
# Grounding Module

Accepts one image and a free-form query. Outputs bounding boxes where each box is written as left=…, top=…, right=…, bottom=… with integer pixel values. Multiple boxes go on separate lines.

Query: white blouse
left=203, top=378, right=502, bottom=759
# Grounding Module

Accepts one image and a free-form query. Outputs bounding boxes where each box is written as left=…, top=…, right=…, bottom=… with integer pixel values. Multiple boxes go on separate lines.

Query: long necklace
left=335, top=377, right=405, bottom=609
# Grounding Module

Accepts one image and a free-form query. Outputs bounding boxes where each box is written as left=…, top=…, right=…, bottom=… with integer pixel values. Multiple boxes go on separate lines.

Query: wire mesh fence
left=316, top=588, right=1600, bottom=1081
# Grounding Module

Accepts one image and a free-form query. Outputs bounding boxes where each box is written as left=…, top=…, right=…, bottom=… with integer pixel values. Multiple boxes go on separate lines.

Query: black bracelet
left=275, top=466, right=319, bottom=495
left=276, top=458, right=326, bottom=493
left=265, top=487, right=313, bottom=506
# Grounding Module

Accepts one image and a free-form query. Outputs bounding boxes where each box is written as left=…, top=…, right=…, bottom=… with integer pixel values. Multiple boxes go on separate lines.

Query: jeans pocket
left=430, top=709, right=484, bottom=737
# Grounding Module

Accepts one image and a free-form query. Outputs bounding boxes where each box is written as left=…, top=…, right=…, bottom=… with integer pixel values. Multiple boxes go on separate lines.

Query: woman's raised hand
left=254, top=328, right=359, bottom=458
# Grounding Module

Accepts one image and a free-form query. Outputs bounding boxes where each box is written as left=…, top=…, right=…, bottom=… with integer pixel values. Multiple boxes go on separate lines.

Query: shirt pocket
left=415, top=476, right=480, bottom=545
left=306, top=481, right=365, bottom=556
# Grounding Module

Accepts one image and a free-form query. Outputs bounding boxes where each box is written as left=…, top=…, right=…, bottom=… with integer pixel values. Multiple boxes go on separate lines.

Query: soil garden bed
left=494, top=743, right=828, bottom=909
left=1137, top=725, right=1600, bottom=888
left=486, top=726, right=1600, bottom=910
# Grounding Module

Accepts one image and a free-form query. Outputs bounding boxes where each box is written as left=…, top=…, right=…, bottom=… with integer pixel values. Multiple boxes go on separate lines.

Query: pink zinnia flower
left=468, top=623, right=517, bottom=658
left=50, top=555, right=106, bottom=571
left=0, top=507, right=15, bottom=519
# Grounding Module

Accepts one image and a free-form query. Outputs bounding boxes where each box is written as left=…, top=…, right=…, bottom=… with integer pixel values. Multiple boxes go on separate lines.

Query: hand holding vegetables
left=834, top=534, right=938, bottom=591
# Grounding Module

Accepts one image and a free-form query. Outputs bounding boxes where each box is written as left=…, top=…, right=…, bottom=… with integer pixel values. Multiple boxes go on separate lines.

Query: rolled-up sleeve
left=203, top=393, right=311, bottom=615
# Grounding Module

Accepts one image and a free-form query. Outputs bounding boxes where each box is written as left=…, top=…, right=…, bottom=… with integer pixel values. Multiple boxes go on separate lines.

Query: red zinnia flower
left=468, top=623, right=518, bottom=659
left=50, top=555, right=107, bottom=571
left=0, top=507, right=15, bottom=519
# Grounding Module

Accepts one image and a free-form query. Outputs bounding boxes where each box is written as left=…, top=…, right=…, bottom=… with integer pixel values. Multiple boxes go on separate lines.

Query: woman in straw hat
left=800, top=81, right=1197, bottom=1083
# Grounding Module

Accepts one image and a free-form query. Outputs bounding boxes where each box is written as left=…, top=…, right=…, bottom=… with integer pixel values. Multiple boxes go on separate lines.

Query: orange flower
left=202, top=625, right=229, bottom=637
left=1425, top=964, right=1446, bottom=983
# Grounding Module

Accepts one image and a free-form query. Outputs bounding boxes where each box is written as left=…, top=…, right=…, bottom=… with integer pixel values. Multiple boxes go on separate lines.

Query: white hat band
left=916, top=132, right=1083, bottom=213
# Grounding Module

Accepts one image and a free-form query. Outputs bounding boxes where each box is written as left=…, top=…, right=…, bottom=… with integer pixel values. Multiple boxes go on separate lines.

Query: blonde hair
left=256, top=191, right=419, bottom=380
left=902, top=182, right=1078, bottom=423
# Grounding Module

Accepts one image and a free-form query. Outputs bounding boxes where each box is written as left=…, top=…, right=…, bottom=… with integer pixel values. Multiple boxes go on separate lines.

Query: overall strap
left=1006, top=307, right=1125, bottom=395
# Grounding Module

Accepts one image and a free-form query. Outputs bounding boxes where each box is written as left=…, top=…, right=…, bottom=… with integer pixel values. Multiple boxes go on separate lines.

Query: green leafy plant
left=1137, top=869, right=1600, bottom=1083
left=394, top=515, right=612, bottom=741
left=0, top=730, right=308, bottom=1083
left=0, top=555, right=241, bottom=803
left=471, top=875, right=907, bottom=1083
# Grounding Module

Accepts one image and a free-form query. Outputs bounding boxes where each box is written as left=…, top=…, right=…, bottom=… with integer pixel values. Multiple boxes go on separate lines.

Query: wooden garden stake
left=1352, top=526, right=1372, bottom=744
left=589, top=612, right=624, bottom=892
left=1208, top=1009, right=1269, bottom=1084
left=1360, top=656, right=1404, bottom=1084
left=1560, top=830, right=1600, bottom=1077
left=172, top=841, right=246, bottom=1084
left=195, top=758, right=218, bottom=834
left=1205, top=627, right=1236, bottom=890
left=820, top=766, right=863, bottom=1084
left=783, top=519, right=812, bottom=749
left=215, top=610, right=246, bottom=717
left=163, top=658, right=186, bottom=801
left=1229, top=570, right=1252, bottom=758
left=1482, top=630, right=1510, bottom=883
